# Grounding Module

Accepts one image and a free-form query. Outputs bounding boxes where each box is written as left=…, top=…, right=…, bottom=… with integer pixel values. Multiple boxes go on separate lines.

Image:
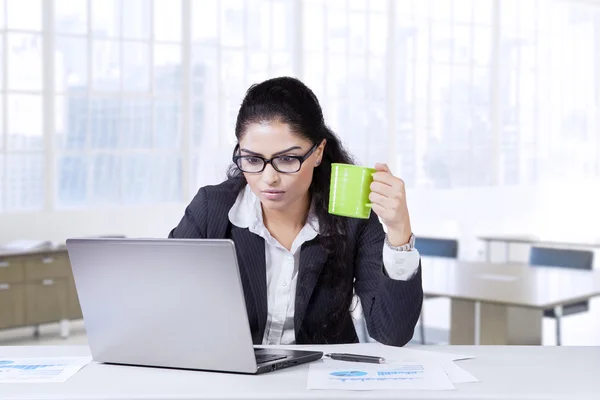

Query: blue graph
left=0, top=360, right=61, bottom=371
left=377, top=365, right=424, bottom=376
left=330, top=371, right=368, bottom=377
left=377, top=370, right=420, bottom=376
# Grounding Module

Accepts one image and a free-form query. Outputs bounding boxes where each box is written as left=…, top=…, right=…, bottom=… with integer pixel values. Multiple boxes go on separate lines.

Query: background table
left=422, top=257, right=600, bottom=345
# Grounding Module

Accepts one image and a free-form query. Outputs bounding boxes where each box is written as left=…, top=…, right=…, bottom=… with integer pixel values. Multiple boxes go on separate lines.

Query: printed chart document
left=0, top=357, right=92, bottom=383
left=307, top=359, right=456, bottom=391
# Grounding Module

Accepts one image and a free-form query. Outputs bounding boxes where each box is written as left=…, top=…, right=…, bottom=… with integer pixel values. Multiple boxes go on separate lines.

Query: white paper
left=385, top=348, right=479, bottom=383
left=0, top=357, right=91, bottom=383
left=308, top=359, right=455, bottom=391
left=440, top=361, right=478, bottom=383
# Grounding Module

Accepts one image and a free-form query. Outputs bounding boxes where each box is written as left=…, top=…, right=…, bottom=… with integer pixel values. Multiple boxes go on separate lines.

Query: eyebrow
left=240, top=146, right=303, bottom=157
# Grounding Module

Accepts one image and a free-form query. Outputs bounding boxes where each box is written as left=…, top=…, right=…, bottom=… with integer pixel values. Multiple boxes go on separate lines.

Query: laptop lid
left=66, top=238, right=259, bottom=373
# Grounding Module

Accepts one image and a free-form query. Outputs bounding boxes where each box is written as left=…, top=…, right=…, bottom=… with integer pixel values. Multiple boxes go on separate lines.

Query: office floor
left=1, top=297, right=599, bottom=346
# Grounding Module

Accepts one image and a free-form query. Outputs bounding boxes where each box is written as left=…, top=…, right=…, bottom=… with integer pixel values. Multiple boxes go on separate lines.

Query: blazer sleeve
left=353, top=213, right=423, bottom=346
left=168, top=187, right=208, bottom=238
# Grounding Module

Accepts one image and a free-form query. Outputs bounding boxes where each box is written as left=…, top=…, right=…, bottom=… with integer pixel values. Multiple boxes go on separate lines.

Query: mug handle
left=365, top=203, right=372, bottom=209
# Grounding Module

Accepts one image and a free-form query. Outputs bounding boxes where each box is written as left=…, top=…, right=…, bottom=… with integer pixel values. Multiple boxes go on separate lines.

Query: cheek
left=289, top=167, right=314, bottom=192
left=243, top=173, right=261, bottom=190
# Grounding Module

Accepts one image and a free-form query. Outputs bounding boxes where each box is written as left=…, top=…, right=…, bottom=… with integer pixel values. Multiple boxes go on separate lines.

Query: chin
left=260, top=199, right=289, bottom=211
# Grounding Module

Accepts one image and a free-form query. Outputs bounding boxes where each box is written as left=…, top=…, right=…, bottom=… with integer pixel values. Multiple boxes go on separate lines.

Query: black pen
left=325, top=353, right=386, bottom=364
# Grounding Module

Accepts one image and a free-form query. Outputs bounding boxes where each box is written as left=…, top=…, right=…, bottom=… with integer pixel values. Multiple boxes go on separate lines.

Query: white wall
left=2, top=179, right=599, bottom=266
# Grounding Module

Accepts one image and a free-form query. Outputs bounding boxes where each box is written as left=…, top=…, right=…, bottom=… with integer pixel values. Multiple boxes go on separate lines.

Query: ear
left=315, top=139, right=327, bottom=166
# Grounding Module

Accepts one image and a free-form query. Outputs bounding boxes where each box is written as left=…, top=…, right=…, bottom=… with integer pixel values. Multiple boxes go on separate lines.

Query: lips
left=261, top=189, right=286, bottom=200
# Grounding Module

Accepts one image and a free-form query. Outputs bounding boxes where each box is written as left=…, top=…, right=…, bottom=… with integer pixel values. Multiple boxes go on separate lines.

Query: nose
left=261, top=163, right=280, bottom=186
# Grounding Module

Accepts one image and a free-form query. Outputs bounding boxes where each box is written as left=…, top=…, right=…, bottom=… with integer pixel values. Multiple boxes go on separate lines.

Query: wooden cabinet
left=0, top=256, right=25, bottom=282
left=25, top=280, right=69, bottom=325
left=0, top=283, right=26, bottom=329
left=0, top=247, right=82, bottom=332
left=24, top=253, right=71, bottom=281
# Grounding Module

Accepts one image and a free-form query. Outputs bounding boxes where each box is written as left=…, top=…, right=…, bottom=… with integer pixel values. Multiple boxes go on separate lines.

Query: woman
left=169, top=77, right=422, bottom=347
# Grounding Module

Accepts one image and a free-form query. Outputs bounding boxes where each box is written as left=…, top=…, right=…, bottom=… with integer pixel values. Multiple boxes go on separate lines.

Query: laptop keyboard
left=254, top=352, right=287, bottom=364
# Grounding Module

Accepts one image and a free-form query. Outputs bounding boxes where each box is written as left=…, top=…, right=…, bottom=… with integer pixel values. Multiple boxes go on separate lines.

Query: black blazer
left=169, top=178, right=423, bottom=346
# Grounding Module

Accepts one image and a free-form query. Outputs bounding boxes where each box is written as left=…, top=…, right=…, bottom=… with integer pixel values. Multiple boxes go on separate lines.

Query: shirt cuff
left=382, top=243, right=420, bottom=280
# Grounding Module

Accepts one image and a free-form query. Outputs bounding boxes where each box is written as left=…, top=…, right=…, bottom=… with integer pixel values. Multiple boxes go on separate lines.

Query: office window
left=302, top=0, right=388, bottom=167
left=1, top=0, right=599, bottom=214
left=54, top=0, right=182, bottom=208
left=393, top=0, right=600, bottom=188
left=1, top=0, right=44, bottom=212
left=393, top=0, right=495, bottom=188
left=498, top=0, right=600, bottom=186
left=190, top=0, right=295, bottom=197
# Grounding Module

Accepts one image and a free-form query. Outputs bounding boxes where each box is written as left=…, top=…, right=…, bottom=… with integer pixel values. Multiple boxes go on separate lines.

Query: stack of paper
left=308, top=348, right=477, bottom=391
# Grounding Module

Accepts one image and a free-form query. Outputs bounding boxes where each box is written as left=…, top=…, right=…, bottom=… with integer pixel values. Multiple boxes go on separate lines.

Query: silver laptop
left=65, top=238, right=323, bottom=374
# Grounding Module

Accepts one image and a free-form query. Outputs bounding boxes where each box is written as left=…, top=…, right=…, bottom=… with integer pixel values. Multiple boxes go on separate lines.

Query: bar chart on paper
left=308, top=361, right=455, bottom=390
left=0, top=358, right=91, bottom=383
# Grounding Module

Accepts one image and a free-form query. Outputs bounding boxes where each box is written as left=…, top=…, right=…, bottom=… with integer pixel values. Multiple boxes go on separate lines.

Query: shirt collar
left=228, top=184, right=320, bottom=235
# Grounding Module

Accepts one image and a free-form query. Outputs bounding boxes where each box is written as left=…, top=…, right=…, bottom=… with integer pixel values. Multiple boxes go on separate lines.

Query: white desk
left=1, top=344, right=599, bottom=400
left=422, top=258, right=600, bottom=345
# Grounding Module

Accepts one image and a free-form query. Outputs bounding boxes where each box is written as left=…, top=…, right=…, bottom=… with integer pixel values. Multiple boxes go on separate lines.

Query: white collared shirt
left=228, top=185, right=420, bottom=345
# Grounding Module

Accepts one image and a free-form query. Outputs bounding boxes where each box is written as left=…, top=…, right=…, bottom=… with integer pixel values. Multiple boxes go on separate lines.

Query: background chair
left=415, top=237, right=459, bottom=259
left=528, top=246, right=594, bottom=346
left=414, top=237, right=459, bottom=344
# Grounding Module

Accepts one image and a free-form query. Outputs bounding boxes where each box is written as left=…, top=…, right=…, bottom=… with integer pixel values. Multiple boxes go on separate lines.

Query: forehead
left=239, top=121, right=311, bottom=154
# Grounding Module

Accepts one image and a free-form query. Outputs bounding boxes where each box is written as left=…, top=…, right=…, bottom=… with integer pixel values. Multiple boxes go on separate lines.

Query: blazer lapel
left=295, top=237, right=328, bottom=333
left=230, top=226, right=267, bottom=343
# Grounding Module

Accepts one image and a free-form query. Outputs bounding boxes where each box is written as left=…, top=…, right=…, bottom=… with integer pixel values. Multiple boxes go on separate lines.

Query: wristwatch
left=385, top=233, right=415, bottom=252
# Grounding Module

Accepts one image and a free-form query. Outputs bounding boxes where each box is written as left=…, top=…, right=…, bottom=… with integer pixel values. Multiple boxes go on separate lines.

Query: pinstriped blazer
left=168, top=177, right=423, bottom=347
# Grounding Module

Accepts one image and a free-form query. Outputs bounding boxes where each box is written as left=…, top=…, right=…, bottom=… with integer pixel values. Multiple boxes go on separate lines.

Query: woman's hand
left=369, top=163, right=413, bottom=246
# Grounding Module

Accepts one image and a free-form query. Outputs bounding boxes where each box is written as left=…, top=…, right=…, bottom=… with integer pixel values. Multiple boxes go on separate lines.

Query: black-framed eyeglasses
left=232, top=142, right=319, bottom=174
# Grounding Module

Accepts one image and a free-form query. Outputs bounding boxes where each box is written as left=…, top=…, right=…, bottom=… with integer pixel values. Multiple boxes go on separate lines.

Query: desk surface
left=422, top=258, right=600, bottom=308
left=477, top=234, right=600, bottom=248
left=1, top=344, right=598, bottom=400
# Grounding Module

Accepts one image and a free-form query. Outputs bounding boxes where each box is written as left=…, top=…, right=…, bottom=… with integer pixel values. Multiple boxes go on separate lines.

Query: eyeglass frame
left=232, top=142, right=320, bottom=174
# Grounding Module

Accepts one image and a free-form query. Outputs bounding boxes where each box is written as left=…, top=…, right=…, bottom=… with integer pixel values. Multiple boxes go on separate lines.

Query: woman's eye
left=278, top=156, right=295, bottom=163
left=246, top=157, right=261, bottom=164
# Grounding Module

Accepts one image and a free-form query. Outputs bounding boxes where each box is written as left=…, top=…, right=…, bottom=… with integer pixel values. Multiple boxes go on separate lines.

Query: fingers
left=374, top=163, right=391, bottom=173
left=372, top=163, right=405, bottom=189
left=368, top=191, right=403, bottom=212
left=370, top=181, right=395, bottom=198
left=371, top=163, right=411, bottom=233
left=371, top=203, right=388, bottom=219
left=370, top=177, right=405, bottom=197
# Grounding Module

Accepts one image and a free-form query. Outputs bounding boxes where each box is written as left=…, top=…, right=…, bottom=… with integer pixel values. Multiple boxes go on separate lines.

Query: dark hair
left=226, top=77, right=356, bottom=341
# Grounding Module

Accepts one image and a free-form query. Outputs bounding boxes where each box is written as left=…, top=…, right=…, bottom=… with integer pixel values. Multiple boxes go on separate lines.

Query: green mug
left=328, top=163, right=376, bottom=219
